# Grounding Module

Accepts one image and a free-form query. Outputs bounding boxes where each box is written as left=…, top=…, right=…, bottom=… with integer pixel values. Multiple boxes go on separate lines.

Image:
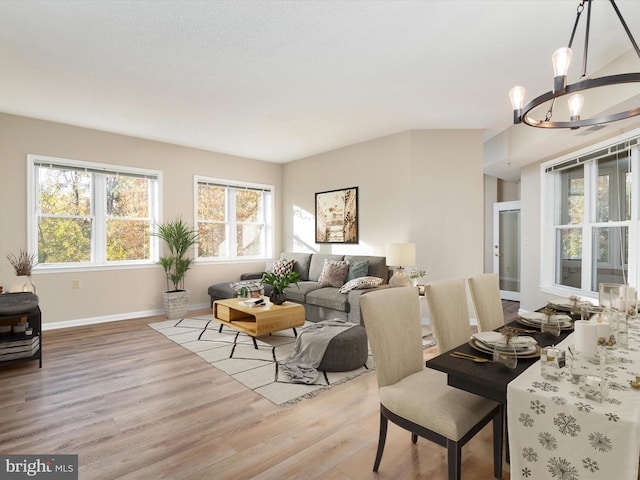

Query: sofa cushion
left=318, top=260, right=349, bottom=287
left=344, top=255, right=389, bottom=284
left=305, top=287, right=349, bottom=312
left=283, top=281, right=320, bottom=302
left=345, top=259, right=369, bottom=282
left=308, top=254, right=345, bottom=281
left=279, top=252, right=313, bottom=281
left=340, top=276, right=384, bottom=293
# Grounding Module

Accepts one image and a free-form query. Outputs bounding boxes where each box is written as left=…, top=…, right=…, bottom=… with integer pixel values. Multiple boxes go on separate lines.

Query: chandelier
left=509, top=0, right=640, bottom=129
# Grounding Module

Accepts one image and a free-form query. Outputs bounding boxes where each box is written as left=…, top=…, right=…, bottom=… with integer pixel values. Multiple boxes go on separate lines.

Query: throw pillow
left=271, top=259, right=295, bottom=276
left=345, top=260, right=369, bottom=282
left=317, top=260, right=349, bottom=288
left=339, top=276, right=384, bottom=293
left=229, top=281, right=264, bottom=296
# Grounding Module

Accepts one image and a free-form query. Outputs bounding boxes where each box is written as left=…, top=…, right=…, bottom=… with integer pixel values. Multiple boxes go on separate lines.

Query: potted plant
left=152, top=217, right=198, bottom=319
left=7, top=249, right=37, bottom=293
left=260, top=270, right=299, bottom=305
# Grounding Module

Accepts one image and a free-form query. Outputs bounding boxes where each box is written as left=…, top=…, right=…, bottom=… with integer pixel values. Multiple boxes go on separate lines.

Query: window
left=542, top=133, right=640, bottom=298
left=195, top=176, right=273, bottom=260
left=28, top=155, right=160, bottom=268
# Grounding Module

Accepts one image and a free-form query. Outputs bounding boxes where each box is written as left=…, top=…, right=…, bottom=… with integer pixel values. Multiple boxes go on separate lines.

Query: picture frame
left=315, top=186, right=358, bottom=244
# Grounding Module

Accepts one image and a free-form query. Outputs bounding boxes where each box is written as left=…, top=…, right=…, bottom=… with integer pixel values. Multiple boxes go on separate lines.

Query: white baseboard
left=42, top=302, right=210, bottom=330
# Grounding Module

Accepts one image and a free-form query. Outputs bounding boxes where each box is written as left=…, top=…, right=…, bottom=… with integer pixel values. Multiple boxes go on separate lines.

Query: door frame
left=493, top=201, right=521, bottom=301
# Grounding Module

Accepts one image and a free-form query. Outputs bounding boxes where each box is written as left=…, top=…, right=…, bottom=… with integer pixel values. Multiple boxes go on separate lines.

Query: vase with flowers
left=409, top=268, right=427, bottom=287
left=7, top=249, right=37, bottom=293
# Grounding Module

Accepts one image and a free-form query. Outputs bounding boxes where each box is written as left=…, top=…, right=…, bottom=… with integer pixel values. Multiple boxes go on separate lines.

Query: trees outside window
left=29, top=155, right=159, bottom=268
left=195, top=177, right=273, bottom=260
left=544, top=137, right=639, bottom=297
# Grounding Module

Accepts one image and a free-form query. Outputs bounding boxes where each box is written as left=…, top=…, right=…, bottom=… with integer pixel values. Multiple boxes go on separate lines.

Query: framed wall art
left=315, top=186, right=358, bottom=244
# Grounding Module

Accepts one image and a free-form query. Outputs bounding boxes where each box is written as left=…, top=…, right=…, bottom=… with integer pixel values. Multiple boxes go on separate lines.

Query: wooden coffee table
left=213, top=297, right=305, bottom=349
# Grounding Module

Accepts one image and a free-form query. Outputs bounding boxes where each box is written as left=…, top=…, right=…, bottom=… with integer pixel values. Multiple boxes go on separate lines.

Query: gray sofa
left=207, top=252, right=391, bottom=325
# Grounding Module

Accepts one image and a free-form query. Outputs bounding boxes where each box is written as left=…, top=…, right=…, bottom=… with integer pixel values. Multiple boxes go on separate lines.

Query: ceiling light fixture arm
left=510, top=0, right=640, bottom=129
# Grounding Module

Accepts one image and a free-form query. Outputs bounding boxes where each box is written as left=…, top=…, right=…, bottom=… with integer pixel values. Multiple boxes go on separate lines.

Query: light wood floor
left=0, top=302, right=520, bottom=479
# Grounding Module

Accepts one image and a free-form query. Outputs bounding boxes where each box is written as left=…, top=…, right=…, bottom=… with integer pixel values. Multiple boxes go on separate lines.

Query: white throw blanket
left=279, top=319, right=356, bottom=384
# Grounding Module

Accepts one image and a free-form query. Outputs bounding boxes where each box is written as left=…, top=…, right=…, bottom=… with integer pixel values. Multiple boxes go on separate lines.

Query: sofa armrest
left=240, top=272, right=264, bottom=280
left=347, top=284, right=393, bottom=325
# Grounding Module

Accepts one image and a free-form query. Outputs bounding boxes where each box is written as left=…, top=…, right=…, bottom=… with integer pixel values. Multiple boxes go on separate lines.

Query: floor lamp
left=385, top=243, right=416, bottom=288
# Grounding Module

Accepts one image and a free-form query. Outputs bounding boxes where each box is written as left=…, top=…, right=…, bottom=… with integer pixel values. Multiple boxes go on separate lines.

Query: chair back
left=425, top=278, right=471, bottom=353
left=361, top=287, right=423, bottom=388
left=467, top=273, right=505, bottom=332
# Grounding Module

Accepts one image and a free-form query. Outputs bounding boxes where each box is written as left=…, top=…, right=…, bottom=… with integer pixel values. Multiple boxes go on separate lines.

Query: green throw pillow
left=345, top=260, right=369, bottom=282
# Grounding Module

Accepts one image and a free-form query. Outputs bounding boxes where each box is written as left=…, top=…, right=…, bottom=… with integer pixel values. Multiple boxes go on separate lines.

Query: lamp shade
left=385, top=243, right=416, bottom=267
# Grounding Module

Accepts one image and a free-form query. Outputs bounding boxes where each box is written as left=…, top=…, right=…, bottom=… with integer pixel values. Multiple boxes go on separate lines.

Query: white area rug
left=149, top=315, right=375, bottom=406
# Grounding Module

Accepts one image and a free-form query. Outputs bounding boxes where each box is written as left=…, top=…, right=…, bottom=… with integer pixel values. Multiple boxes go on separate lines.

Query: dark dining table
left=425, top=319, right=574, bottom=404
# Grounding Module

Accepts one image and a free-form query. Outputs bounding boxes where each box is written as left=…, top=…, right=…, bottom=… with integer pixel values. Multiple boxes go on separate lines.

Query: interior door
left=493, top=201, right=521, bottom=301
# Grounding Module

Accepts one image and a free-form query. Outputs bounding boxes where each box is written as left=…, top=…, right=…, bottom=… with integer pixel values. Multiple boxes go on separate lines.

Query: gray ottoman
left=0, top=292, right=39, bottom=315
left=318, top=324, right=369, bottom=372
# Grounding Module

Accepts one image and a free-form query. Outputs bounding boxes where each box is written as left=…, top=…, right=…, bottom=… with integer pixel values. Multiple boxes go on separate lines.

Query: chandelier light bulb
left=568, top=93, right=584, bottom=118
left=552, top=47, right=573, bottom=77
left=509, top=86, right=526, bottom=110
left=510, top=0, right=640, bottom=129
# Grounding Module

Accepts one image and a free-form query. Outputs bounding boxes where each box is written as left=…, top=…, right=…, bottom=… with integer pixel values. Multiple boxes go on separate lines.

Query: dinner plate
left=472, top=331, right=535, bottom=352
left=516, top=316, right=574, bottom=331
left=469, top=337, right=541, bottom=358
left=547, top=299, right=594, bottom=311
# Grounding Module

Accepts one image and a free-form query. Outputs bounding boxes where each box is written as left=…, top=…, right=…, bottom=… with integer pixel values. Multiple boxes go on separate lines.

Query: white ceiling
left=1, top=0, right=640, bottom=180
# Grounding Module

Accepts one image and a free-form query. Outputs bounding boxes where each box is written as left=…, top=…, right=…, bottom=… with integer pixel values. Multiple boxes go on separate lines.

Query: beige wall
left=282, top=129, right=485, bottom=282
left=1, top=112, right=487, bottom=326
left=0, top=113, right=282, bottom=326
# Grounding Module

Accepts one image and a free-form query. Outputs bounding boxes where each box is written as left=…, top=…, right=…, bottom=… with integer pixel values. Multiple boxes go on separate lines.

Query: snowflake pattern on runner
left=519, top=412, right=534, bottom=427
left=532, top=381, right=560, bottom=392
left=522, top=447, right=538, bottom=462
left=552, top=396, right=568, bottom=406
left=547, top=457, right=579, bottom=480
left=605, top=397, right=622, bottom=405
left=574, top=402, right=593, bottom=413
left=608, top=381, right=630, bottom=392
left=588, top=432, right=613, bottom=453
left=554, top=412, right=581, bottom=437
left=582, top=457, right=600, bottom=473
left=538, top=431, right=559, bottom=451
left=522, top=467, right=532, bottom=478
left=531, top=399, right=546, bottom=414
left=605, top=413, right=620, bottom=422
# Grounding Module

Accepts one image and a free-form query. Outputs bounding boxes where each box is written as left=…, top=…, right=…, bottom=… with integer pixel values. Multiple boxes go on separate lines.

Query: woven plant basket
left=163, top=290, right=190, bottom=319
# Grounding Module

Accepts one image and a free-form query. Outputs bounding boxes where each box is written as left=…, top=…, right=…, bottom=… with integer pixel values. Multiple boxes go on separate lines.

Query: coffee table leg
left=293, top=328, right=298, bottom=337
left=252, top=337, right=258, bottom=349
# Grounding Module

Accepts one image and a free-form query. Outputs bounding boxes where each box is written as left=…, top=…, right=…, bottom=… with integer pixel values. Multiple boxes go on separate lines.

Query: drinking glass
left=541, top=315, right=561, bottom=337
left=540, top=346, right=563, bottom=380
left=493, top=343, right=517, bottom=369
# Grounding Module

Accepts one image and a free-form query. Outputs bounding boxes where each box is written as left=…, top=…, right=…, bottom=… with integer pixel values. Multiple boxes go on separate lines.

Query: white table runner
left=507, top=323, right=640, bottom=480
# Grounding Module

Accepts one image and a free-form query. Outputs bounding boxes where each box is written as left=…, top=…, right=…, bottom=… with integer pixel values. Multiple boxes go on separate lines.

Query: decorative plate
left=469, top=337, right=541, bottom=358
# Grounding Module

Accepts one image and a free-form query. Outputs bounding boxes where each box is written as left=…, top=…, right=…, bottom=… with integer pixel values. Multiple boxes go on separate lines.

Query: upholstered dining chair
left=424, top=277, right=474, bottom=353
left=361, top=287, right=503, bottom=480
left=467, top=273, right=505, bottom=333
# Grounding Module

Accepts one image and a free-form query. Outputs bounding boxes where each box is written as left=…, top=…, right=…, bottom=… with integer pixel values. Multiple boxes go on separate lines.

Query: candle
left=596, top=321, right=610, bottom=341
left=574, top=320, right=598, bottom=357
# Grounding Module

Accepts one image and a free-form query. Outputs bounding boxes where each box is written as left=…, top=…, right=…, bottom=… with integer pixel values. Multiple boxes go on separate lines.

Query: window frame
left=27, top=154, right=161, bottom=273
left=193, top=175, right=274, bottom=262
left=541, top=129, right=640, bottom=301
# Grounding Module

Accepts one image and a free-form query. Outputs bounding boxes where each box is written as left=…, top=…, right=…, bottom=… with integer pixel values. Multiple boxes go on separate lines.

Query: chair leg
left=411, top=432, right=418, bottom=444
left=373, top=411, right=388, bottom=472
left=447, top=439, right=462, bottom=480
left=493, top=407, right=504, bottom=479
